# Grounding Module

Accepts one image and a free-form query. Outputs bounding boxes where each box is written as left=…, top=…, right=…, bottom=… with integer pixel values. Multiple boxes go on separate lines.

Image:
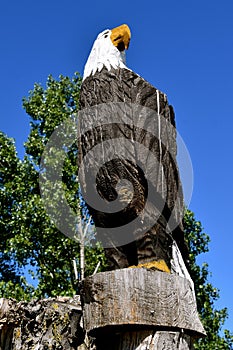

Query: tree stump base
left=0, top=296, right=84, bottom=350
left=82, top=268, right=205, bottom=349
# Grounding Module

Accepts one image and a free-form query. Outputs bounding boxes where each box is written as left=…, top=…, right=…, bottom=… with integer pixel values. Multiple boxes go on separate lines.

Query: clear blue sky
left=1, top=0, right=232, bottom=332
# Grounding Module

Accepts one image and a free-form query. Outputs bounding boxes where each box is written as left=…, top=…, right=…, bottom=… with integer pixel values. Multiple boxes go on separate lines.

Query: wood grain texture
left=79, top=67, right=189, bottom=270
left=79, top=66, right=205, bottom=349
left=0, top=299, right=16, bottom=350
left=82, top=268, right=205, bottom=337
left=0, top=296, right=84, bottom=350
left=91, top=330, right=194, bottom=350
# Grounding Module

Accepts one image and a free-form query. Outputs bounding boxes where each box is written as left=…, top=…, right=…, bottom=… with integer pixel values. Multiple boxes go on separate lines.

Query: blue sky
left=1, top=0, right=233, bottom=332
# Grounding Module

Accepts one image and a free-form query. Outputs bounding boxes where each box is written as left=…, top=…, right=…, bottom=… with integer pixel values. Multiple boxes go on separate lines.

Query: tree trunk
left=92, top=330, right=195, bottom=350
left=79, top=66, right=205, bottom=349
left=0, top=296, right=84, bottom=350
left=79, top=67, right=189, bottom=271
left=80, top=239, right=85, bottom=281
left=81, top=269, right=205, bottom=350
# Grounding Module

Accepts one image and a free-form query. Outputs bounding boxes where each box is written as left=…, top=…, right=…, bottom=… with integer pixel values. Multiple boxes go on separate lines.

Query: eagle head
left=83, top=24, right=131, bottom=81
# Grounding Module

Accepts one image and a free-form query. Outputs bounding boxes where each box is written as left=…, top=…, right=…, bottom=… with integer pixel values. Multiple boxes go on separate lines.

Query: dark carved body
left=79, top=67, right=189, bottom=270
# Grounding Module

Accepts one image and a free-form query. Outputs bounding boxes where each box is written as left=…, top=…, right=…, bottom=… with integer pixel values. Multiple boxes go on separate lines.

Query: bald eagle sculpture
left=79, top=24, right=190, bottom=278
left=82, top=24, right=130, bottom=80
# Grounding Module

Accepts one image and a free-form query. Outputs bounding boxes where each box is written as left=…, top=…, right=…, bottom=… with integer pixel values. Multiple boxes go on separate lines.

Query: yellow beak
left=110, top=24, right=131, bottom=51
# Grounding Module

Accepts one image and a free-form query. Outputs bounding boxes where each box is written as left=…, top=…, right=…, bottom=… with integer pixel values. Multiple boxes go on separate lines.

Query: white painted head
left=83, top=24, right=131, bottom=81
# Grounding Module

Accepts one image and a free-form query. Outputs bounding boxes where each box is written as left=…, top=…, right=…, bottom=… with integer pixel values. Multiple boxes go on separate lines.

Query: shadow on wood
left=81, top=268, right=206, bottom=349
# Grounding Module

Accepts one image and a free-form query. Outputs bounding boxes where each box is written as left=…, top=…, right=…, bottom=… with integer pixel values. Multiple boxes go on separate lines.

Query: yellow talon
left=129, top=260, right=170, bottom=273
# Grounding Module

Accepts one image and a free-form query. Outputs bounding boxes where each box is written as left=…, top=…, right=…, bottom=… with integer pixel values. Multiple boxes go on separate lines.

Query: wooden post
left=79, top=25, right=206, bottom=348
left=81, top=268, right=205, bottom=349
left=0, top=296, right=84, bottom=350
left=79, top=72, right=206, bottom=347
left=0, top=299, right=15, bottom=350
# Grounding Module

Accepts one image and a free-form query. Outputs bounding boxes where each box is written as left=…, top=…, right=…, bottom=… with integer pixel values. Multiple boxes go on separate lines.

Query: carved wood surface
left=79, top=67, right=189, bottom=270
left=0, top=296, right=84, bottom=350
left=82, top=268, right=205, bottom=337
left=92, top=330, right=195, bottom=350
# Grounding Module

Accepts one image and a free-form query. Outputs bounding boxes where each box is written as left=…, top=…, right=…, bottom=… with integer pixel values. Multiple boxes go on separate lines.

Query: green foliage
left=184, top=209, right=233, bottom=349
left=0, top=73, right=107, bottom=300
left=0, top=279, right=34, bottom=301
left=0, top=132, right=35, bottom=300
left=23, top=73, right=81, bottom=166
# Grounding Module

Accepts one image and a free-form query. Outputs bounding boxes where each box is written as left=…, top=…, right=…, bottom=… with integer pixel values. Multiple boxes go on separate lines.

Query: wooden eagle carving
left=79, top=24, right=191, bottom=279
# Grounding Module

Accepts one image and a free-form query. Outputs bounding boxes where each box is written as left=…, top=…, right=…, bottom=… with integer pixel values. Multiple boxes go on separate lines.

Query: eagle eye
left=103, top=31, right=109, bottom=38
